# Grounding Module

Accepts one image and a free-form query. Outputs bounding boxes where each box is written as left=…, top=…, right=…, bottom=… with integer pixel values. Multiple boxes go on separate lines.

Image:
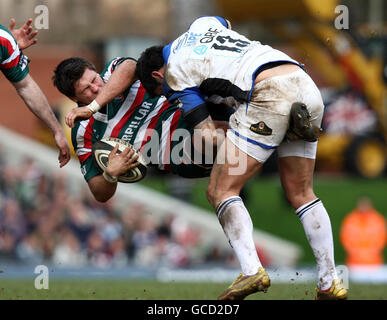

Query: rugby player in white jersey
left=0, top=19, right=70, bottom=167
left=135, top=16, right=347, bottom=300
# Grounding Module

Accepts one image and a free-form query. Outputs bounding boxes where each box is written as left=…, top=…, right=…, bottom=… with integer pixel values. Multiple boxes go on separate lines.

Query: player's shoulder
left=0, top=24, right=16, bottom=45
left=72, top=118, right=94, bottom=137
left=188, top=16, right=229, bottom=30
left=0, top=24, right=11, bottom=35
left=101, top=57, right=136, bottom=82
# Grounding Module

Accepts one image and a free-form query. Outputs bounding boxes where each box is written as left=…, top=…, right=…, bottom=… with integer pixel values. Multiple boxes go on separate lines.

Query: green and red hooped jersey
left=0, top=24, right=29, bottom=82
left=72, top=57, right=212, bottom=182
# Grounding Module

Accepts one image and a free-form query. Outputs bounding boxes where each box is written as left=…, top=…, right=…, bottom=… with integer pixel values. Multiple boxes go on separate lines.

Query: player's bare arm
left=9, top=18, right=38, bottom=50
left=12, top=74, right=71, bottom=167
left=94, top=59, right=137, bottom=108
left=86, top=144, right=139, bottom=202
left=65, top=59, right=137, bottom=128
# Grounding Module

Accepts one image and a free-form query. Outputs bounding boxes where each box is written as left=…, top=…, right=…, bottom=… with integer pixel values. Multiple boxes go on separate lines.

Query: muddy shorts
left=227, top=69, right=324, bottom=162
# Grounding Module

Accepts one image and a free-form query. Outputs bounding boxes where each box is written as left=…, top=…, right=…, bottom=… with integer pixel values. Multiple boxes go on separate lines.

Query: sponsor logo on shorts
left=249, top=121, right=272, bottom=136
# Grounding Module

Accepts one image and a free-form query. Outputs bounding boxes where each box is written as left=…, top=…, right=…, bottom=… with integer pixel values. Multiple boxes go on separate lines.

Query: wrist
left=52, top=126, right=65, bottom=137
left=103, top=171, right=117, bottom=183
left=86, top=100, right=101, bottom=113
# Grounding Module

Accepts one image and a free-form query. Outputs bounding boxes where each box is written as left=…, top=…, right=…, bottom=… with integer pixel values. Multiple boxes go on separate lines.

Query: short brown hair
left=52, top=57, right=96, bottom=98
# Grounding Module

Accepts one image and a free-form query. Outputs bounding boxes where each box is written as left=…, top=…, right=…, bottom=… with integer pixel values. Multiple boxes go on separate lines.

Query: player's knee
left=206, top=182, right=226, bottom=209
left=206, top=185, right=216, bottom=208
left=285, top=188, right=316, bottom=210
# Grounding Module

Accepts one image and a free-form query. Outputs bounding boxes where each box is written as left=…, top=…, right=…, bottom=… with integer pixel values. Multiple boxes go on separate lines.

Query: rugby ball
left=92, top=137, right=147, bottom=183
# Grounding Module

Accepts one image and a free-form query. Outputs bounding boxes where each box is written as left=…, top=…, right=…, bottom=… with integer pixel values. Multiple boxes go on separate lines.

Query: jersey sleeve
left=188, top=16, right=229, bottom=30
left=71, top=120, right=102, bottom=182
left=163, top=85, right=210, bottom=128
left=100, top=57, right=136, bottom=83
left=0, top=26, right=30, bottom=82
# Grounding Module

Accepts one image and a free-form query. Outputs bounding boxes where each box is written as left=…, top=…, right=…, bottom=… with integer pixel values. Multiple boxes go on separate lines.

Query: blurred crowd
left=0, top=151, right=237, bottom=269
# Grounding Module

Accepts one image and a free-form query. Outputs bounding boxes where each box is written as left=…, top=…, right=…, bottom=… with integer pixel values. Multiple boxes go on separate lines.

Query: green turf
left=0, top=279, right=385, bottom=300
left=140, top=175, right=387, bottom=264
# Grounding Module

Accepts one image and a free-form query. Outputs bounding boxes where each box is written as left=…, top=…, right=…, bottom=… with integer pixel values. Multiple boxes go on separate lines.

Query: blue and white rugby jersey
left=162, top=16, right=301, bottom=125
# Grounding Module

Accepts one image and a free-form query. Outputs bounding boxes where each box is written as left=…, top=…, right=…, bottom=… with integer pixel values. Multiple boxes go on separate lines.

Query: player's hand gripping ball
left=92, top=138, right=147, bottom=183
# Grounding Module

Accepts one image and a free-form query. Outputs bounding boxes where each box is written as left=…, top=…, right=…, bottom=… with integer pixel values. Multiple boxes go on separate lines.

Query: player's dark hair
left=136, top=45, right=164, bottom=96
left=52, top=57, right=97, bottom=98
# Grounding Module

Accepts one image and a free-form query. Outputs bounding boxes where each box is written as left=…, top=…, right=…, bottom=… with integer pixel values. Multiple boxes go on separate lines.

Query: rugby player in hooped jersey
left=135, top=16, right=347, bottom=300
left=0, top=19, right=70, bottom=167
left=53, top=57, right=231, bottom=202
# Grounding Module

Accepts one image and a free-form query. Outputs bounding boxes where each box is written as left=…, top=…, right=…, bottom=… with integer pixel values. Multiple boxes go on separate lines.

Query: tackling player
left=53, top=57, right=231, bottom=202
left=135, top=16, right=347, bottom=300
left=0, top=19, right=70, bottom=167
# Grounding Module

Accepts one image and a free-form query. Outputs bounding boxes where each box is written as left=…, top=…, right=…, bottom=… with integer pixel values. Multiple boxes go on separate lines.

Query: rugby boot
left=315, top=279, right=348, bottom=300
left=217, top=267, right=271, bottom=300
left=286, top=102, right=322, bottom=142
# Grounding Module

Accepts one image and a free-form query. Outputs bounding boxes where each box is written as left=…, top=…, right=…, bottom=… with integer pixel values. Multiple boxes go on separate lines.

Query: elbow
left=93, top=192, right=113, bottom=203
left=12, top=74, right=31, bottom=92
left=90, top=187, right=115, bottom=203
left=87, top=175, right=116, bottom=203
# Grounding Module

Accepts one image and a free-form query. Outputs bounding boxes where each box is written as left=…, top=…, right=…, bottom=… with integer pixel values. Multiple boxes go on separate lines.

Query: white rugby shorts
left=227, top=68, right=324, bottom=163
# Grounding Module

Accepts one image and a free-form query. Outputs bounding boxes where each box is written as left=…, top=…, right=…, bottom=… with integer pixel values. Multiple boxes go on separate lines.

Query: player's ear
left=151, top=70, right=164, bottom=82
left=226, top=19, right=232, bottom=29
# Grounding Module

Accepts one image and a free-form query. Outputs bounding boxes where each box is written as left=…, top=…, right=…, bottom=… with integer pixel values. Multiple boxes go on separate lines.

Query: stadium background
left=0, top=0, right=386, bottom=299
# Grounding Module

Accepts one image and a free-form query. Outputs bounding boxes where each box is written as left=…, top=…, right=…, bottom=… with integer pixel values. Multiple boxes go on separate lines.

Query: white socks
left=215, top=195, right=337, bottom=289
left=296, top=199, right=338, bottom=290
left=216, top=196, right=262, bottom=276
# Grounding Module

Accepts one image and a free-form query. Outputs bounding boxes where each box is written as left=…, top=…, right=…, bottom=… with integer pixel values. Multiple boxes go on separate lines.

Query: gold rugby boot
left=217, top=267, right=271, bottom=300
left=315, top=279, right=348, bottom=300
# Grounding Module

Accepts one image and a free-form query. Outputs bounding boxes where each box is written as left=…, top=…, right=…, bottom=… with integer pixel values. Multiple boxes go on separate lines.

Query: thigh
left=228, top=69, right=324, bottom=160
left=278, top=156, right=316, bottom=209
left=229, top=102, right=290, bottom=157
left=208, top=137, right=263, bottom=207
left=277, top=140, right=318, bottom=159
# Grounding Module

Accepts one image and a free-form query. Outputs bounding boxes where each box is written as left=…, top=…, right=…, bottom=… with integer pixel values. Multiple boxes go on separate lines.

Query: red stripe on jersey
left=139, top=99, right=171, bottom=150
left=77, top=118, right=95, bottom=164
left=1, top=54, right=20, bottom=69
left=110, top=58, right=118, bottom=73
left=170, top=109, right=181, bottom=137
left=0, top=36, right=20, bottom=69
left=83, top=117, right=95, bottom=150
left=78, top=153, right=91, bottom=163
left=163, top=109, right=182, bottom=172
left=110, top=84, right=146, bottom=138
left=0, top=36, right=16, bottom=57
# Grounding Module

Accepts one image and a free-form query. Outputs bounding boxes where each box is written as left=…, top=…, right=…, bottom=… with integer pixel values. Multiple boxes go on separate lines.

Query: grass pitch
left=141, top=176, right=387, bottom=265
left=0, top=279, right=386, bottom=300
